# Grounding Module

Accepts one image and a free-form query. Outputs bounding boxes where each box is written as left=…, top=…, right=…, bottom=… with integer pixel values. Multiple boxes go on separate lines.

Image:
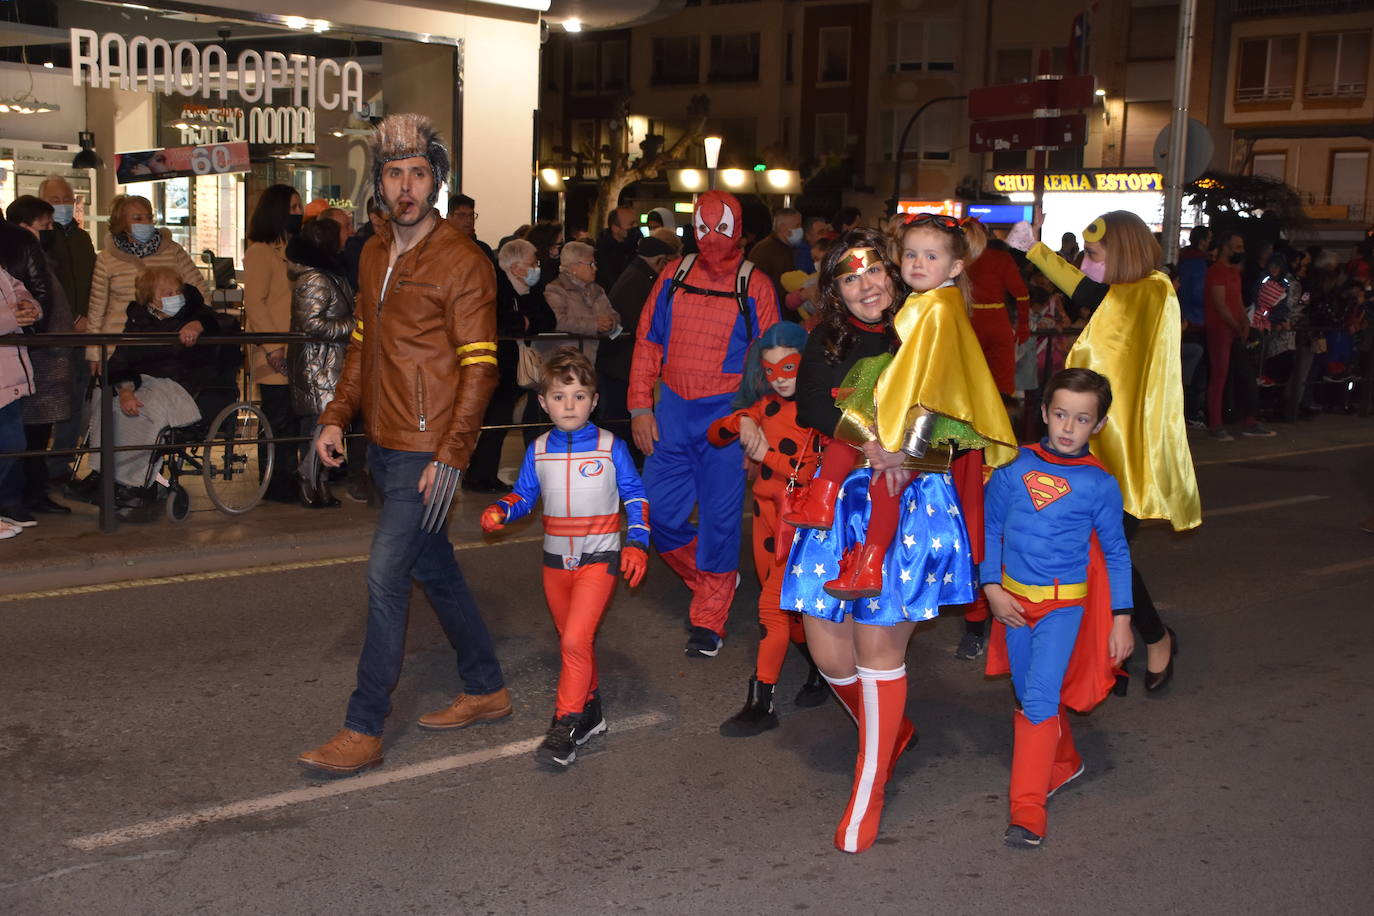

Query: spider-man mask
left=692, top=190, right=744, bottom=275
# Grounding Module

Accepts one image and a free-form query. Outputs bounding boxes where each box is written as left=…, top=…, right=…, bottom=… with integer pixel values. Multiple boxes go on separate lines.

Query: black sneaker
left=684, top=626, right=724, bottom=658
left=573, top=694, right=607, bottom=746
left=535, top=714, right=581, bottom=768
left=1004, top=824, right=1043, bottom=849
left=955, top=630, right=986, bottom=660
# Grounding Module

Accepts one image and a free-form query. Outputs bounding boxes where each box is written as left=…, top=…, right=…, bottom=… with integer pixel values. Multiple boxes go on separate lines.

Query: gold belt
left=970, top=302, right=1006, bottom=310
left=1001, top=573, right=1088, bottom=602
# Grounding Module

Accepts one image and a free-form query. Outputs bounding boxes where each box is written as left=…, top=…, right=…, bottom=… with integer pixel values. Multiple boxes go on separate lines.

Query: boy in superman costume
left=981, top=368, right=1135, bottom=848
left=629, top=190, right=780, bottom=657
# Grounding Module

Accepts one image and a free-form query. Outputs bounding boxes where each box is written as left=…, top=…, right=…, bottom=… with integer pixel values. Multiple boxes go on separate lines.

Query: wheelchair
left=133, top=313, right=277, bottom=523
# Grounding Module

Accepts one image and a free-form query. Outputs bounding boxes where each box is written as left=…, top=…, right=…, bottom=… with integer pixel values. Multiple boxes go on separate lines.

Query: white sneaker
left=0, top=520, right=22, bottom=539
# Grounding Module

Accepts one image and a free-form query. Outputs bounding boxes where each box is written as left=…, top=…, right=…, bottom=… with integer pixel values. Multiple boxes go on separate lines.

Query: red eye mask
left=762, top=355, right=800, bottom=381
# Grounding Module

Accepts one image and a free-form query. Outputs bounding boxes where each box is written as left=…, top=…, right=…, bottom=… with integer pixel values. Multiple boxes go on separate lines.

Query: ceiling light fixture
left=563, top=18, right=582, bottom=33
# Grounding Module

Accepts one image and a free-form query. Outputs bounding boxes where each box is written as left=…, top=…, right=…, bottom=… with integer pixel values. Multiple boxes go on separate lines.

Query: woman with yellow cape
left=1005, top=210, right=1200, bottom=693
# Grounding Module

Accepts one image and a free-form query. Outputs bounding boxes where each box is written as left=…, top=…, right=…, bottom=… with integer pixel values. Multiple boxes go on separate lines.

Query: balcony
left=1232, top=0, right=1374, bottom=16
left=1301, top=193, right=1370, bottom=221
left=1305, top=81, right=1368, bottom=99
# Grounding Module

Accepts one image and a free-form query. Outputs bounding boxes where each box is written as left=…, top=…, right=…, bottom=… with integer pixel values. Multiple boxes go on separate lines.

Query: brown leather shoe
left=417, top=688, right=514, bottom=730
left=297, top=728, right=384, bottom=776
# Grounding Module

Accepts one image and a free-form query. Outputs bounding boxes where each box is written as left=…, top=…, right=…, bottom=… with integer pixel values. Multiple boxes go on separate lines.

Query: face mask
left=130, top=222, right=158, bottom=243
left=787, top=227, right=804, bottom=246
left=693, top=191, right=744, bottom=270
left=523, top=266, right=542, bottom=287
left=1229, top=252, right=1244, bottom=265
left=159, top=293, right=186, bottom=317
left=52, top=204, right=74, bottom=226
left=762, top=353, right=801, bottom=383
left=1081, top=256, right=1107, bottom=283
left=286, top=214, right=304, bottom=236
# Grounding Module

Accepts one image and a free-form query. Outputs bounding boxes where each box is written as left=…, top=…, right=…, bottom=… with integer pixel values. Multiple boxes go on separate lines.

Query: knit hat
left=637, top=235, right=674, bottom=258
left=368, top=113, right=450, bottom=214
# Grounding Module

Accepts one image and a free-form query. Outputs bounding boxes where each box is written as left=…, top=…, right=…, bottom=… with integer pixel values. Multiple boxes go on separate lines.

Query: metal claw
left=420, top=463, right=459, bottom=534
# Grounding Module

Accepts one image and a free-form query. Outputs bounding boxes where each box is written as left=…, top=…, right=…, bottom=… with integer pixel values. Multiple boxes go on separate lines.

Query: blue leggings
left=1006, top=604, right=1084, bottom=724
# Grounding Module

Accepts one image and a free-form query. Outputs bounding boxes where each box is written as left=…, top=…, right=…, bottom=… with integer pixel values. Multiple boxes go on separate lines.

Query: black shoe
left=1004, top=824, right=1043, bottom=849
left=955, top=630, right=987, bottom=660
left=1145, top=627, right=1178, bottom=694
left=684, top=625, right=723, bottom=658
left=573, top=693, right=607, bottom=746
left=792, top=644, right=830, bottom=708
left=63, top=471, right=101, bottom=505
left=720, top=677, right=779, bottom=737
left=113, top=485, right=159, bottom=523
left=1112, top=661, right=1130, bottom=697
left=26, top=494, right=72, bottom=515
left=0, top=505, right=37, bottom=527
left=345, top=475, right=371, bottom=503
left=535, top=713, right=582, bottom=768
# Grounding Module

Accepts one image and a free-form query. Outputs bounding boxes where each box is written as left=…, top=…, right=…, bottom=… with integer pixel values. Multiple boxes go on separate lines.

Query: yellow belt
left=970, top=302, right=1006, bottom=310
left=1001, top=573, right=1088, bottom=602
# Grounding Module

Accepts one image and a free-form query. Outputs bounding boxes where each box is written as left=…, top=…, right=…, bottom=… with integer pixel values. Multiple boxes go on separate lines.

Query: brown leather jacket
left=319, top=214, right=498, bottom=469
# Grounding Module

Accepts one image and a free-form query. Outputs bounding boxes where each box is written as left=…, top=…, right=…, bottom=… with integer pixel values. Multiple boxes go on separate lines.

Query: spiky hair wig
left=368, top=113, right=450, bottom=214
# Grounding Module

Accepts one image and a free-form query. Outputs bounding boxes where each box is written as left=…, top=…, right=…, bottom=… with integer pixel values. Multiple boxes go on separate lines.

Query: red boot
left=1048, top=706, right=1084, bottom=796
left=834, top=666, right=906, bottom=853
left=824, top=542, right=886, bottom=601
left=783, top=478, right=840, bottom=530
left=1008, top=710, right=1060, bottom=841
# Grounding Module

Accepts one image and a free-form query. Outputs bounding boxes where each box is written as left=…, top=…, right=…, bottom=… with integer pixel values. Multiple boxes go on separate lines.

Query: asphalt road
left=3, top=433, right=1374, bottom=915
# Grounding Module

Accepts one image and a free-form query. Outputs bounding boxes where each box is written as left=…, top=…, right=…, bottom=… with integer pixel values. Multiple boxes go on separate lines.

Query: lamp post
left=703, top=135, right=722, bottom=190
left=886, top=96, right=965, bottom=218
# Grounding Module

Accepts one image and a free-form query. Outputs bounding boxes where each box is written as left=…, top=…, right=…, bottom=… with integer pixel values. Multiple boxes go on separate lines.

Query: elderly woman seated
left=69, top=266, right=217, bottom=520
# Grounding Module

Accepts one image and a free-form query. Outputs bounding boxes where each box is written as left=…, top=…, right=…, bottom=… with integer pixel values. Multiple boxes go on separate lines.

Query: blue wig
left=733, top=321, right=810, bottom=409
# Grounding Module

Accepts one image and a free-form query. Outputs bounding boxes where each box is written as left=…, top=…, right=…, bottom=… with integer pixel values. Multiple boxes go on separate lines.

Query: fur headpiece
left=368, top=113, right=450, bottom=214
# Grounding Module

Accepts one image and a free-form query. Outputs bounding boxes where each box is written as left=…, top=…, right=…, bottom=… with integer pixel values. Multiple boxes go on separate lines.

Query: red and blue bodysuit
left=629, top=191, right=779, bottom=639
left=981, top=440, right=1131, bottom=839
left=496, top=424, right=648, bottom=718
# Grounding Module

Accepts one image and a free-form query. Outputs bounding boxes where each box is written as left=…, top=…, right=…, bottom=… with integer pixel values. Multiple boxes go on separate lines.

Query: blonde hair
left=109, top=194, right=153, bottom=238
left=1092, top=210, right=1162, bottom=284
left=134, top=266, right=183, bottom=305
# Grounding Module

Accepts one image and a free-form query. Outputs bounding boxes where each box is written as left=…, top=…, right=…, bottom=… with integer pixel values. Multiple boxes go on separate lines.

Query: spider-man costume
left=629, top=191, right=779, bottom=640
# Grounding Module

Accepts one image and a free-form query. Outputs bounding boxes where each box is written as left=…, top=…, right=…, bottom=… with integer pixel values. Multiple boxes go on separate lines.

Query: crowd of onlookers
left=3, top=178, right=1372, bottom=539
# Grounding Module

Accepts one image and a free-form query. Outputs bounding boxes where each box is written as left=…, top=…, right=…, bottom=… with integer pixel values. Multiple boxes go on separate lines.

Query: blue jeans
left=344, top=445, right=506, bottom=737
left=0, top=399, right=25, bottom=509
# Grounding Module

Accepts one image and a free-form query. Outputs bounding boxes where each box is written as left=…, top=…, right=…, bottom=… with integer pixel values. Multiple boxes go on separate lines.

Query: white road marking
left=68, top=710, right=669, bottom=852
left=1204, top=494, right=1329, bottom=517
left=0, top=534, right=545, bottom=603
left=1308, top=556, right=1374, bottom=577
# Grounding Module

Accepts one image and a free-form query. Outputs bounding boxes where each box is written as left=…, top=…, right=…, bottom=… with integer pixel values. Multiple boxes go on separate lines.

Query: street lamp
left=703, top=135, right=722, bottom=190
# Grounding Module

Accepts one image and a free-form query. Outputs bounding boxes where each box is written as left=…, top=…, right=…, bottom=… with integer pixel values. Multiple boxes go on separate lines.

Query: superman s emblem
left=1021, top=471, right=1071, bottom=511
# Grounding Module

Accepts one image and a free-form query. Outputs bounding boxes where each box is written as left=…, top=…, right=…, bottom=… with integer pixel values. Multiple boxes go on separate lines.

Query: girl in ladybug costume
left=707, top=322, right=830, bottom=737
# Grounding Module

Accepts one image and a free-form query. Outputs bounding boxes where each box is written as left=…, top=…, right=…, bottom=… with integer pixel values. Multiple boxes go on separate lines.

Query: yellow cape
left=1027, top=242, right=1202, bottom=531
left=873, top=286, right=1018, bottom=468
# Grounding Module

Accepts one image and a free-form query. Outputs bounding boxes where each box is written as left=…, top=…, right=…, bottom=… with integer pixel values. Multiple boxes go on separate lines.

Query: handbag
left=516, top=340, right=543, bottom=390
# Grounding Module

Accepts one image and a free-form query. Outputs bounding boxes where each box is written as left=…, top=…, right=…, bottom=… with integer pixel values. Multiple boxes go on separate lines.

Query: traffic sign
left=967, top=75, right=1097, bottom=120
left=1153, top=118, right=1215, bottom=182
left=969, top=114, right=1086, bottom=152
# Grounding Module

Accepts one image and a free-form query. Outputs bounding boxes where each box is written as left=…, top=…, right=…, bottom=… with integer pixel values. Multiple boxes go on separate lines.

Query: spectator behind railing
left=287, top=218, right=355, bottom=509
left=464, top=238, right=557, bottom=494
left=85, top=194, right=206, bottom=374
left=6, top=196, right=76, bottom=519
left=0, top=266, right=40, bottom=538
left=67, top=266, right=214, bottom=523
left=243, top=184, right=305, bottom=502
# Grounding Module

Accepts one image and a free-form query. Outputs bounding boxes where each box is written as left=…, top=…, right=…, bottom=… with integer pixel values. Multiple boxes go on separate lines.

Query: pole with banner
left=1161, top=0, right=1198, bottom=265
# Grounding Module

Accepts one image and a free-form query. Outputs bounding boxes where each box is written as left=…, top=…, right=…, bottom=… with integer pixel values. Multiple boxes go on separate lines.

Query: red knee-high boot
left=824, top=671, right=915, bottom=778
left=1009, top=711, right=1060, bottom=838
left=834, top=665, right=906, bottom=853
left=1048, top=706, right=1084, bottom=796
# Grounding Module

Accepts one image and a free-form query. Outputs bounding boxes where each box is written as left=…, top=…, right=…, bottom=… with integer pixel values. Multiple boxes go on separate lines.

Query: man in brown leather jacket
left=298, top=114, right=511, bottom=776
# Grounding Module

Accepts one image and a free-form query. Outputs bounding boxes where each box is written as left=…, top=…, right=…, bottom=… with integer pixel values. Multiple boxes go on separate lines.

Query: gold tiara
left=836, top=247, right=883, bottom=277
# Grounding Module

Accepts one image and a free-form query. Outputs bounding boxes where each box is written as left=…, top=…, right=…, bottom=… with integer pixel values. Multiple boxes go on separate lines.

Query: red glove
left=480, top=504, right=507, bottom=533
left=620, top=545, right=647, bottom=587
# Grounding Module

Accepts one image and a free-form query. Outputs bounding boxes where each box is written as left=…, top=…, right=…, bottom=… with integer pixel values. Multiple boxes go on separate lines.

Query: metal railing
left=0, top=329, right=604, bottom=532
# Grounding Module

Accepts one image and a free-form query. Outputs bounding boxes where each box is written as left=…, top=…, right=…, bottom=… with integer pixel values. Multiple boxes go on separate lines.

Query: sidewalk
left=4, top=414, right=1372, bottom=597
